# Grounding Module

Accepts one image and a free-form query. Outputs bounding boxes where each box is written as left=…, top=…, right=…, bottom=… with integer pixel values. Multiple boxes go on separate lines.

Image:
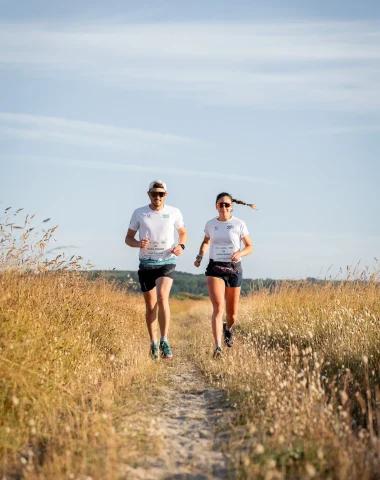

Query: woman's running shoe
left=223, top=322, right=234, bottom=348
left=159, top=340, right=173, bottom=359
left=213, top=346, right=223, bottom=359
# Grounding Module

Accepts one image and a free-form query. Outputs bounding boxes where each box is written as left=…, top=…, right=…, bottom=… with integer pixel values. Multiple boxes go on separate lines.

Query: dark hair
left=216, top=192, right=257, bottom=210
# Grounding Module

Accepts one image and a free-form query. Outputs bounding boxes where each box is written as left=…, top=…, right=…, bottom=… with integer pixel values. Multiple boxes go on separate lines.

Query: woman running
left=194, top=192, right=256, bottom=358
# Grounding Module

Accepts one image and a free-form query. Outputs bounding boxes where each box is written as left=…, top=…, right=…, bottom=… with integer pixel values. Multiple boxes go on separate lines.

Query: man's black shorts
left=138, top=263, right=176, bottom=292
left=205, top=260, right=243, bottom=287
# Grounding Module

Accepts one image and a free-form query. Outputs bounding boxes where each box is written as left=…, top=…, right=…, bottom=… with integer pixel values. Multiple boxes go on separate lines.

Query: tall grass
left=0, top=211, right=162, bottom=478
left=185, top=278, right=380, bottom=479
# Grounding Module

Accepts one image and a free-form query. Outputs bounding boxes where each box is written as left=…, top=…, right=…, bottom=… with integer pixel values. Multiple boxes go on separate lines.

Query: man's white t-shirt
left=204, top=216, right=249, bottom=262
left=129, top=204, right=185, bottom=265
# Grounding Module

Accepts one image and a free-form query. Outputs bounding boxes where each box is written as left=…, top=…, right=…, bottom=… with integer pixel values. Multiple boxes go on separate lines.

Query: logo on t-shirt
left=214, top=226, right=219, bottom=230
left=227, top=225, right=234, bottom=230
left=162, top=214, right=169, bottom=219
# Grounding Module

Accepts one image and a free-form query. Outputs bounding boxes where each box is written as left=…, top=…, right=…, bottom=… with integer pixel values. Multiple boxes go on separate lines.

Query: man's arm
left=171, top=226, right=188, bottom=256
left=125, top=228, right=150, bottom=249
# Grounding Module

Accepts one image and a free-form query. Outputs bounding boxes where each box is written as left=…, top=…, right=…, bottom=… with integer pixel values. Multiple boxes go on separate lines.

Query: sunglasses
left=150, top=191, right=166, bottom=198
left=218, top=202, right=231, bottom=208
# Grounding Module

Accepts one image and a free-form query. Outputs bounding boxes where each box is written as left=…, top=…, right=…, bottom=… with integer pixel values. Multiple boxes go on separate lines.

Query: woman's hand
left=194, top=254, right=203, bottom=267
left=194, top=258, right=201, bottom=268
left=231, top=251, right=241, bottom=262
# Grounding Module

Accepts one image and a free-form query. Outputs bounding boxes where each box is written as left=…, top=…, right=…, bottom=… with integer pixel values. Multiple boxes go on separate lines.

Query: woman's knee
left=212, top=302, right=224, bottom=315
left=227, top=313, right=238, bottom=324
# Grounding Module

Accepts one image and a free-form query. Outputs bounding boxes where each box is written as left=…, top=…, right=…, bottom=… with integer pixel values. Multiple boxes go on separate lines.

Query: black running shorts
left=205, top=260, right=243, bottom=288
left=138, top=263, right=176, bottom=292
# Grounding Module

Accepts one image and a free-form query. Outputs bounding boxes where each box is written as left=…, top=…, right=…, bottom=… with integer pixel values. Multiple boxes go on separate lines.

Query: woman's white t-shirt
left=129, top=204, right=184, bottom=265
left=204, top=216, right=249, bottom=262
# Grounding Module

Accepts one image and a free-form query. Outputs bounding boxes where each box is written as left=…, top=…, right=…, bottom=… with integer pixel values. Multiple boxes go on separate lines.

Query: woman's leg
left=225, top=286, right=241, bottom=329
left=206, top=276, right=226, bottom=346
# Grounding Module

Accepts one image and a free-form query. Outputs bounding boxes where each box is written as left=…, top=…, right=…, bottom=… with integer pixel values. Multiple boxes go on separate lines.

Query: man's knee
left=157, top=294, right=169, bottom=308
left=145, top=303, right=157, bottom=315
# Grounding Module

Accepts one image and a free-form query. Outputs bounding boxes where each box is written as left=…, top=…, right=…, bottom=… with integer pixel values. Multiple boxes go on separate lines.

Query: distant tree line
left=86, top=270, right=332, bottom=297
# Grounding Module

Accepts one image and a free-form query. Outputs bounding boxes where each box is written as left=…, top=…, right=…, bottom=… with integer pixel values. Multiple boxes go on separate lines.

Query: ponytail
left=232, top=198, right=258, bottom=210
left=215, top=192, right=257, bottom=210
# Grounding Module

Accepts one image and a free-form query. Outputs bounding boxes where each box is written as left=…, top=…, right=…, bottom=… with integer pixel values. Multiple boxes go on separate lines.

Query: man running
left=125, top=180, right=187, bottom=360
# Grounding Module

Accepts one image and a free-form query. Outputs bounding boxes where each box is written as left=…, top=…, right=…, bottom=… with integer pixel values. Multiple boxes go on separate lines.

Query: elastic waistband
left=139, top=259, right=176, bottom=269
left=209, top=260, right=241, bottom=267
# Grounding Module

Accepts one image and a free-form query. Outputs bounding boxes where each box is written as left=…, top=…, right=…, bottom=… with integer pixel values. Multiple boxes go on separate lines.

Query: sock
left=152, top=340, right=158, bottom=346
left=215, top=343, right=222, bottom=349
left=160, top=336, right=168, bottom=343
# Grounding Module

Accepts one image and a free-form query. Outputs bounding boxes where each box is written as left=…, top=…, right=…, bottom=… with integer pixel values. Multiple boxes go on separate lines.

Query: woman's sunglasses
left=150, top=191, right=166, bottom=198
left=217, top=202, right=231, bottom=208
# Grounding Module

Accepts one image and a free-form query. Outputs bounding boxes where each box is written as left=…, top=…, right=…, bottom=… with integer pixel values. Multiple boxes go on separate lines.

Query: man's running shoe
left=150, top=343, right=159, bottom=360
left=223, top=322, right=234, bottom=348
left=213, top=346, right=223, bottom=359
left=159, top=340, right=173, bottom=359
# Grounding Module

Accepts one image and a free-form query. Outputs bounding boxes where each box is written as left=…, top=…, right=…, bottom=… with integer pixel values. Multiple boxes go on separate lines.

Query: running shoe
left=150, top=343, right=159, bottom=360
left=159, top=340, right=173, bottom=359
left=213, top=346, right=223, bottom=359
left=223, top=322, right=234, bottom=348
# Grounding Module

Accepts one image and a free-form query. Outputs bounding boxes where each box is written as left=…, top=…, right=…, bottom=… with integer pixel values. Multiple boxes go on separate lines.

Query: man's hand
left=194, top=259, right=201, bottom=268
left=140, top=237, right=150, bottom=248
left=171, top=245, right=183, bottom=256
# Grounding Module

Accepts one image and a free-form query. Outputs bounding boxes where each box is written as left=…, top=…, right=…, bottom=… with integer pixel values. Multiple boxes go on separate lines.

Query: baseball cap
left=148, top=180, right=167, bottom=192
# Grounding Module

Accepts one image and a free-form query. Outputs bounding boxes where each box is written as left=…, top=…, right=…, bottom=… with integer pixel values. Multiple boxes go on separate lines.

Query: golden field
left=1, top=212, right=379, bottom=479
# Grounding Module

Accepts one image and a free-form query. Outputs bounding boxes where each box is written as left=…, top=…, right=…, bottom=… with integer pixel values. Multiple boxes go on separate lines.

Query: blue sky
left=1, top=0, right=379, bottom=279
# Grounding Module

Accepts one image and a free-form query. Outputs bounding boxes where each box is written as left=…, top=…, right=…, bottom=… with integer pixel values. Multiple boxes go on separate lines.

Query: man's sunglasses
left=218, top=202, right=231, bottom=208
left=150, top=191, right=166, bottom=198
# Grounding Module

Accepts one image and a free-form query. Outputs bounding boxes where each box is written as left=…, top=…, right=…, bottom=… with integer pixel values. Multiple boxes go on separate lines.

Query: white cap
left=148, top=180, right=167, bottom=192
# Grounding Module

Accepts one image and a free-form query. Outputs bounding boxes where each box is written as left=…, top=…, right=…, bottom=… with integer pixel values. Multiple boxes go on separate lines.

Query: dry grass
left=2, top=209, right=379, bottom=479
left=0, top=211, right=166, bottom=479
left=185, top=280, right=380, bottom=479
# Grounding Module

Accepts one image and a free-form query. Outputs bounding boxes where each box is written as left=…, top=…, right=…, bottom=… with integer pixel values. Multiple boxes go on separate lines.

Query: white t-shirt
left=204, top=216, right=249, bottom=262
left=129, top=204, right=185, bottom=265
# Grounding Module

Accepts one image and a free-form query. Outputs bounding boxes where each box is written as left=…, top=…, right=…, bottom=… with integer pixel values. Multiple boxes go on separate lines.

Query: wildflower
left=255, top=444, right=265, bottom=454
left=305, top=463, right=316, bottom=477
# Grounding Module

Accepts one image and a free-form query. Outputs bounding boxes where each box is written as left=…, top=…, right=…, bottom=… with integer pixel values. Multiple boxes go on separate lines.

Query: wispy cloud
left=0, top=112, right=196, bottom=153
left=310, top=125, right=380, bottom=134
left=5, top=154, right=274, bottom=185
left=1, top=21, right=380, bottom=110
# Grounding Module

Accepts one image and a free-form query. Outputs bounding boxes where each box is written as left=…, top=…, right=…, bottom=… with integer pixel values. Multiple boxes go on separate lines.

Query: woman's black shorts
left=205, top=260, right=243, bottom=287
left=138, top=263, right=176, bottom=292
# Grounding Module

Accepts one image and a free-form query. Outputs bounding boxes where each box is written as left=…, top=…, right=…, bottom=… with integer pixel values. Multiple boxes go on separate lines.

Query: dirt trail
left=122, top=345, right=233, bottom=479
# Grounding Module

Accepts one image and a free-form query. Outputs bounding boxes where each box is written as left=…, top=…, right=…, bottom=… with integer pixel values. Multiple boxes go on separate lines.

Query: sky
left=1, top=0, right=380, bottom=279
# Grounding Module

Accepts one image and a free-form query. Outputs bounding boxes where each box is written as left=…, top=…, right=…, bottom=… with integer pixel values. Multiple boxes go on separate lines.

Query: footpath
left=122, top=308, right=233, bottom=480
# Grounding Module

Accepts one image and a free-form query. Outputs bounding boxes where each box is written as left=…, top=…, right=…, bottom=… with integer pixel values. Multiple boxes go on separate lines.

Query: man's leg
left=156, top=276, right=174, bottom=358
left=143, top=288, right=158, bottom=342
left=155, top=276, right=173, bottom=337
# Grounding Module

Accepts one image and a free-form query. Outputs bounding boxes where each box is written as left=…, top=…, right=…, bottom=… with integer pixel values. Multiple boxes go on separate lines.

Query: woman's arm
left=194, top=235, right=211, bottom=267
left=231, top=235, right=253, bottom=262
